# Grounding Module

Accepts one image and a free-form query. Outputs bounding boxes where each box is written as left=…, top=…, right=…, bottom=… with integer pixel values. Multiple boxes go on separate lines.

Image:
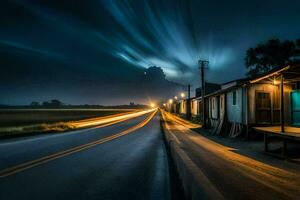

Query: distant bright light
left=168, top=99, right=173, bottom=104
left=180, top=93, right=185, bottom=98
left=174, top=96, right=178, bottom=100
left=150, top=103, right=156, bottom=108
left=163, top=103, right=166, bottom=107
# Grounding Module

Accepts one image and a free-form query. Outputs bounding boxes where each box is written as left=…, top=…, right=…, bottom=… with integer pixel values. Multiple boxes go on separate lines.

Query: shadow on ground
left=192, top=128, right=300, bottom=168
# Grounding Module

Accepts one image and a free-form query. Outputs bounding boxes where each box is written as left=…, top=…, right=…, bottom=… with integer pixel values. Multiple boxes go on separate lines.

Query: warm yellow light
left=174, top=96, right=178, bottom=100
left=273, top=78, right=280, bottom=85
left=250, top=65, right=290, bottom=84
left=180, top=93, right=185, bottom=98
left=150, top=103, right=156, bottom=108
left=168, top=99, right=173, bottom=104
left=163, top=103, right=166, bottom=107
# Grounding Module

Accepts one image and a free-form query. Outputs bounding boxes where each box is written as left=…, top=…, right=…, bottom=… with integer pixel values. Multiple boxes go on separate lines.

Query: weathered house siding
left=219, top=94, right=226, bottom=121
left=226, top=88, right=243, bottom=124
left=191, top=99, right=199, bottom=116
left=180, top=100, right=187, bottom=114
left=209, top=96, right=219, bottom=120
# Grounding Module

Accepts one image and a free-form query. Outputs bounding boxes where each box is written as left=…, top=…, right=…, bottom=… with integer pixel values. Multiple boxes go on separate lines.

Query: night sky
left=1, top=0, right=300, bottom=105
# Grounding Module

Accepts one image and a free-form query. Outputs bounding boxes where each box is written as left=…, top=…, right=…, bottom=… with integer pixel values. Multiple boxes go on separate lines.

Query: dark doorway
left=256, top=92, right=271, bottom=123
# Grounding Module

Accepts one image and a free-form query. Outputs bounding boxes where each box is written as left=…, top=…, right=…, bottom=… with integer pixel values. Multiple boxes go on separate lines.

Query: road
left=3, top=108, right=299, bottom=200
left=162, top=110, right=300, bottom=200
left=0, top=109, right=175, bottom=200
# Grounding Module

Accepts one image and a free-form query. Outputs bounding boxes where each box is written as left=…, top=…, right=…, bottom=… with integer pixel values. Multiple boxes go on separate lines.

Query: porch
left=253, top=126, right=300, bottom=158
left=254, top=126, right=300, bottom=138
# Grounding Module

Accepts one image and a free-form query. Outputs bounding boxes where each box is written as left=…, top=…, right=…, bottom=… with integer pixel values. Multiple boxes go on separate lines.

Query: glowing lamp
left=273, top=78, right=280, bottom=85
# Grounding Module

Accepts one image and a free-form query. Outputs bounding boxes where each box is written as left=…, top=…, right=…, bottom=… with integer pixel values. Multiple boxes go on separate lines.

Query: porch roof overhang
left=249, top=62, right=300, bottom=84
left=204, top=62, right=300, bottom=99
left=248, top=62, right=300, bottom=133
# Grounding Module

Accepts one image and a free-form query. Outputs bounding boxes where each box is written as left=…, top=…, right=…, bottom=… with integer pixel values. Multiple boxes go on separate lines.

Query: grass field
left=0, top=109, right=134, bottom=127
left=0, top=109, right=136, bottom=137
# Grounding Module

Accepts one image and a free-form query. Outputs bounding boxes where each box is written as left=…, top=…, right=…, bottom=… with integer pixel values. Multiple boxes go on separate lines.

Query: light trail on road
left=68, top=109, right=156, bottom=128
left=0, top=110, right=157, bottom=177
left=0, top=109, right=174, bottom=200
left=0, top=109, right=156, bottom=135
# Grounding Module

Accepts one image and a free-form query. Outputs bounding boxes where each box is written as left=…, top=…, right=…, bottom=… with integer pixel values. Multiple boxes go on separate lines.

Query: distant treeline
left=0, top=100, right=149, bottom=109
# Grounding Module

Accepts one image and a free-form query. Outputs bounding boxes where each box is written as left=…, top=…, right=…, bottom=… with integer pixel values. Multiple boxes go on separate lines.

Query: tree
left=30, top=101, right=40, bottom=106
left=144, top=66, right=166, bottom=81
left=50, top=99, right=63, bottom=107
left=42, top=100, right=63, bottom=107
left=297, top=39, right=300, bottom=48
left=245, top=39, right=300, bottom=77
left=42, top=101, right=50, bottom=107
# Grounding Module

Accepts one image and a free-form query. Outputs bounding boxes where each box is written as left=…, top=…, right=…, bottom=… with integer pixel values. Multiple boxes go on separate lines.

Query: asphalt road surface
left=0, top=110, right=176, bottom=200
left=4, top=108, right=298, bottom=200
left=162, top=111, right=300, bottom=200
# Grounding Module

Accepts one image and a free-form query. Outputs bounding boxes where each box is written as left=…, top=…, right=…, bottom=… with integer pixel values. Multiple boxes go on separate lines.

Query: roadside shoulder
left=160, top=111, right=224, bottom=200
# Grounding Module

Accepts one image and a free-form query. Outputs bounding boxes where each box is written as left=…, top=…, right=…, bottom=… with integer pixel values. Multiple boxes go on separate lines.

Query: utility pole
left=280, top=74, right=285, bottom=133
left=199, top=60, right=209, bottom=127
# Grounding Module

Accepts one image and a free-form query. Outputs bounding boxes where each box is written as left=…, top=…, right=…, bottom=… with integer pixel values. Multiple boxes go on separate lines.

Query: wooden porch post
left=280, top=74, right=285, bottom=133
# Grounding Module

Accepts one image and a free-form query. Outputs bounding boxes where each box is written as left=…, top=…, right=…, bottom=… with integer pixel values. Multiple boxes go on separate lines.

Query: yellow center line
left=0, top=110, right=157, bottom=178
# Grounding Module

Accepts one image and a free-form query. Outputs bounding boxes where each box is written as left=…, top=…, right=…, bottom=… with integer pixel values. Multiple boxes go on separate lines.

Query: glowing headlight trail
left=70, top=109, right=156, bottom=128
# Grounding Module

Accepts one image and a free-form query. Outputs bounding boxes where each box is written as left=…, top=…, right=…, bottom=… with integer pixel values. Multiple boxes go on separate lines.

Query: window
left=212, top=98, right=214, bottom=109
left=232, top=91, right=236, bottom=105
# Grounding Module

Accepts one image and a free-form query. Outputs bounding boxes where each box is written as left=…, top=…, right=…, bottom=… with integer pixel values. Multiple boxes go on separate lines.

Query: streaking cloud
left=101, top=0, right=234, bottom=82
left=2, top=0, right=299, bottom=105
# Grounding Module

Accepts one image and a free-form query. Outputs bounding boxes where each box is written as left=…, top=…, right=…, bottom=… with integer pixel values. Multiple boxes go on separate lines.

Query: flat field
left=0, top=109, right=133, bottom=127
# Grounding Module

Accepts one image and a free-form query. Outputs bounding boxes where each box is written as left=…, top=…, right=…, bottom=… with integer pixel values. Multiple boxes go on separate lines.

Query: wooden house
left=250, top=63, right=300, bottom=156
left=206, top=79, right=247, bottom=136
left=191, top=83, right=221, bottom=123
left=248, top=64, right=300, bottom=129
left=206, top=63, right=300, bottom=137
left=207, top=93, right=226, bottom=135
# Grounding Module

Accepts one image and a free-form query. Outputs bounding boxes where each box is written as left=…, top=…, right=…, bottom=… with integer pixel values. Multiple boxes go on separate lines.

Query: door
left=291, top=91, right=300, bottom=126
left=256, top=92, right=271, bottom=123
